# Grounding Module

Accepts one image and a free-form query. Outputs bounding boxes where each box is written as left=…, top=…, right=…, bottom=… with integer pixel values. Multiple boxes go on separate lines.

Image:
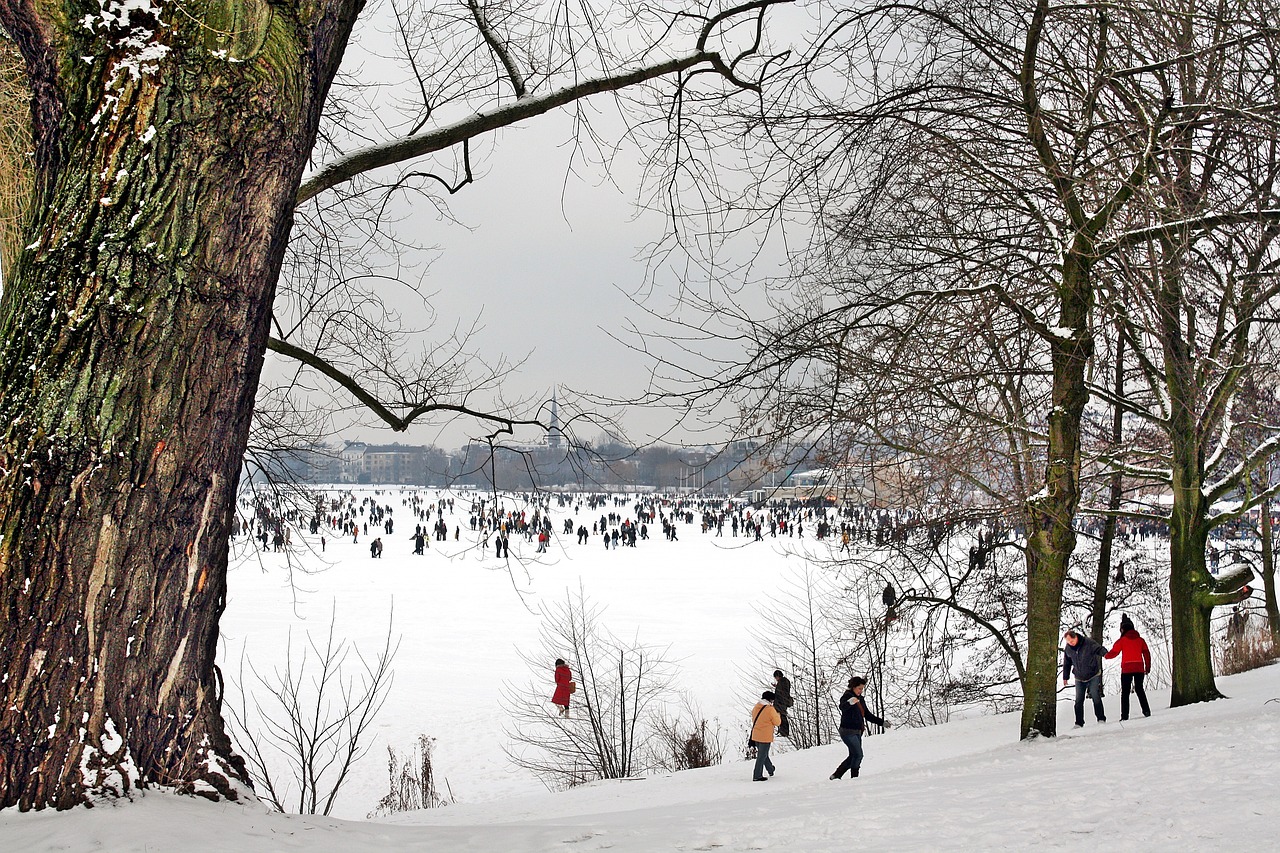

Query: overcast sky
left=275, top=3, right=799, bottom=453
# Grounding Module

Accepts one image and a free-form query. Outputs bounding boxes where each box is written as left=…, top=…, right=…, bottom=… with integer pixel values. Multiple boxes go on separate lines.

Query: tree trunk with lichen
left=0, top=0, right=361, bottom=810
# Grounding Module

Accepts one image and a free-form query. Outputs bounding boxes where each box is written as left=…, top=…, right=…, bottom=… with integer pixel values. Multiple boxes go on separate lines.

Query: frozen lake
left=221, top=486, right=826, bottom=818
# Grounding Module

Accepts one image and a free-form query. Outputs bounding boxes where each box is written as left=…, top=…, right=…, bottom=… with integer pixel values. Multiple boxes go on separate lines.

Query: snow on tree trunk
left=0, top=0, right=361, bottom=810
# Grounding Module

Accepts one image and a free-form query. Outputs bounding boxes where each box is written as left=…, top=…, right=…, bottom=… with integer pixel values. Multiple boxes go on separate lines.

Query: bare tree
left=224, top=610, right=398, bottom=815
left=747, top=566, right=840, bottom=749
left=502, top=588, right=679, bottom=789
left=646, top=0, right=1280, bottom=735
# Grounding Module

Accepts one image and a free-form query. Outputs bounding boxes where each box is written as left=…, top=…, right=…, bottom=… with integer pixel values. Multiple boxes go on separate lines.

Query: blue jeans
left=752, top=741, right=775, bottom=780
left=832, top=728, right=863, bottom=777
left=1074, top=674, right=1105, bottom=725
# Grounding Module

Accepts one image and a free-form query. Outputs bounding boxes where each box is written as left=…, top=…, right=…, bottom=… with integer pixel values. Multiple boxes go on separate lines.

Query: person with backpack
left=772, top=670, right=794, bottom=737
left=748, top=691, right=782, bottom=781
left=830, top=676, right=889, bottom=779
left=1105, top=614, right=1153, bottom=720
left=1062, top=629, right=1108, bottom=727
left=552, top=658, right=573, bottom=717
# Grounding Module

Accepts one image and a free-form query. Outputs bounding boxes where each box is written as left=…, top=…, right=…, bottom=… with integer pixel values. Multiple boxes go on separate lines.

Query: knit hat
left=1120, top=614, right=1135, bottom=633
left=761, top=690, right=776, bottom=701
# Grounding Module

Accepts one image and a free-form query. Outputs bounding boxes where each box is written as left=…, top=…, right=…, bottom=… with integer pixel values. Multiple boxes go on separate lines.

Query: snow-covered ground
left=5, top=659, right=1277, bottom=850
left=4, top=485, right=1277, bottom=850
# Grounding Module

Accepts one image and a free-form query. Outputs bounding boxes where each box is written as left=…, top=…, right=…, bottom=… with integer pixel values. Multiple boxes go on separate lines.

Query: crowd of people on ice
left=232, top=483, right=1269, bottom=588
left=233, top=486, right=1028, bottom=564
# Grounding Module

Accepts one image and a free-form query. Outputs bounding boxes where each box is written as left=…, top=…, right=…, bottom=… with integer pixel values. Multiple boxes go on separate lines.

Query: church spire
left=548, top=388, right=563, bottom=450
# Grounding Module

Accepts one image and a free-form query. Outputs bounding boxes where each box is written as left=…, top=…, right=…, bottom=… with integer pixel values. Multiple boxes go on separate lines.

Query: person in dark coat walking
left=772, top=670, right=794, bottom=738
left=552, top=658, right=573, bottom=717
left=1105, top=614, right=1152, bottom=720
left=1062, top=629, right=1108, bottom=727
left=830, top=676, right=889, bottom=779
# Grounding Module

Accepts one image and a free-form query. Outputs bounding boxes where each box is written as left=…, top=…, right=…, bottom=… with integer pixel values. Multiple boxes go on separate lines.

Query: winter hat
left=761, top=690, right=776, bottom=701
left=1119, top=614, right=1135, bottom=633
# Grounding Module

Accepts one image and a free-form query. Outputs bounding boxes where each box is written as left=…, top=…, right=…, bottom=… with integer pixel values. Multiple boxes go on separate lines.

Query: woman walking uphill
left=830, top=677, right=890, bottom=779
left=1105, top=614, right=1153, bottom=720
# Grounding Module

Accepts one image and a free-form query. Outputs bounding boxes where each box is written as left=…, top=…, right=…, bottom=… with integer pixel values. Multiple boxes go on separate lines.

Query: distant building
left=340, top=442, right=425, bottom=484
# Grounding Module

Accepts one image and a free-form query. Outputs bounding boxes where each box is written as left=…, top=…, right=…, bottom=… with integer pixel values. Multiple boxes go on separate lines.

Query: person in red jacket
left=552, top=658, right=573, bottom=717
left=1105, top=614, right=1152, bottom=719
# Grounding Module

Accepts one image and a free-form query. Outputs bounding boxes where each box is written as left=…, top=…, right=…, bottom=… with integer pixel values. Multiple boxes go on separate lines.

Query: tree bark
left=0, top=0, right=362, bottom=810
left=1167, top=513, right=1221, bottom=704
left=1020, top=252, right=1094, bottom=740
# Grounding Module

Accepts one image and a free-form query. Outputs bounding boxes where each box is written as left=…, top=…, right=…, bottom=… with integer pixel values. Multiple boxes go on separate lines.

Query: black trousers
left=1120, top=672, right=1151, bottom=719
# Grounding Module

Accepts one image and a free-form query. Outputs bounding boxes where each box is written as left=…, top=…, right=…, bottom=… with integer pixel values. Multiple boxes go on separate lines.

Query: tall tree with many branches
left=647, top=0, right=1280, bottom=736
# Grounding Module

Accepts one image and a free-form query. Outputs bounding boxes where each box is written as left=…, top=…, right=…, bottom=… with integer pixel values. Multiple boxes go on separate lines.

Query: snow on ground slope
left=5, top=663, right=1277, bottom=852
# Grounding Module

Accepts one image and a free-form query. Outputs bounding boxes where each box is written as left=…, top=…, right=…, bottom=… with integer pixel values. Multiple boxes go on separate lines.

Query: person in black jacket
left=772, top=670, right=793, bottom=738
left=829, top=677, right=889, bottom=779
left=1062, top=629, right=1108, bottom=727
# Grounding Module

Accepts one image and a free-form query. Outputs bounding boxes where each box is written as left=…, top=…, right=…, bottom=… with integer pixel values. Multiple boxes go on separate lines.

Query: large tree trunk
left=1168, top=509, right=1220, bottom=704
left=1020, top=254, right=1093, bottom=740
left=0, top=0, right=361, bottom=810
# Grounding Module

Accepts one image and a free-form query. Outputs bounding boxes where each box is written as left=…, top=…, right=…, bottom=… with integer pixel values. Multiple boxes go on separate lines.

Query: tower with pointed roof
left=548, top=388, right=563, bottom=450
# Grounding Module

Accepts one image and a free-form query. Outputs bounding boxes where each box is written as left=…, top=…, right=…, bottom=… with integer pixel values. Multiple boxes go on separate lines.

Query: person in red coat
left=1105, top=614, right=1152, bottom=719
left=552, top=658, right=572, bottom=717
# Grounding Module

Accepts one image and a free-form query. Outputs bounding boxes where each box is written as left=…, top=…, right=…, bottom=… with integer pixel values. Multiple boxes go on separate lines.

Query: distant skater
left=830, top=676, right=889, bottom=779
left=1105, top=614, right=1152, bottom=720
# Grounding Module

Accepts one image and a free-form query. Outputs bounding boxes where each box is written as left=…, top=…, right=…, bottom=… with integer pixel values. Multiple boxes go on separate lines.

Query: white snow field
left=3, top=487, right=1278, bottom=851
left=4, top=664, right=1278, bottom=851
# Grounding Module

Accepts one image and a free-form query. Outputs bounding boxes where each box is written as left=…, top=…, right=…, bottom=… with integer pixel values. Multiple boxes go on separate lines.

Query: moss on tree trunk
left=0, top=0, right=361, bottom=810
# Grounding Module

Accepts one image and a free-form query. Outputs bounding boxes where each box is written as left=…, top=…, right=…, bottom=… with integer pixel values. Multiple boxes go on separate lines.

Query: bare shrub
left=225, top=609, right=398, bottom=815
left=1216, top=625, right=1279, bottom=676
left=368, top=735, right=453, bottom=817
left=652, top=705, right=725, bottom=771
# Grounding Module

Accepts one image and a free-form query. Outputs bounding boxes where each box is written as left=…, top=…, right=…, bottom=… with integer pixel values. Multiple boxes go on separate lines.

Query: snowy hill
left=5, top=663, right=1277, bottom=852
